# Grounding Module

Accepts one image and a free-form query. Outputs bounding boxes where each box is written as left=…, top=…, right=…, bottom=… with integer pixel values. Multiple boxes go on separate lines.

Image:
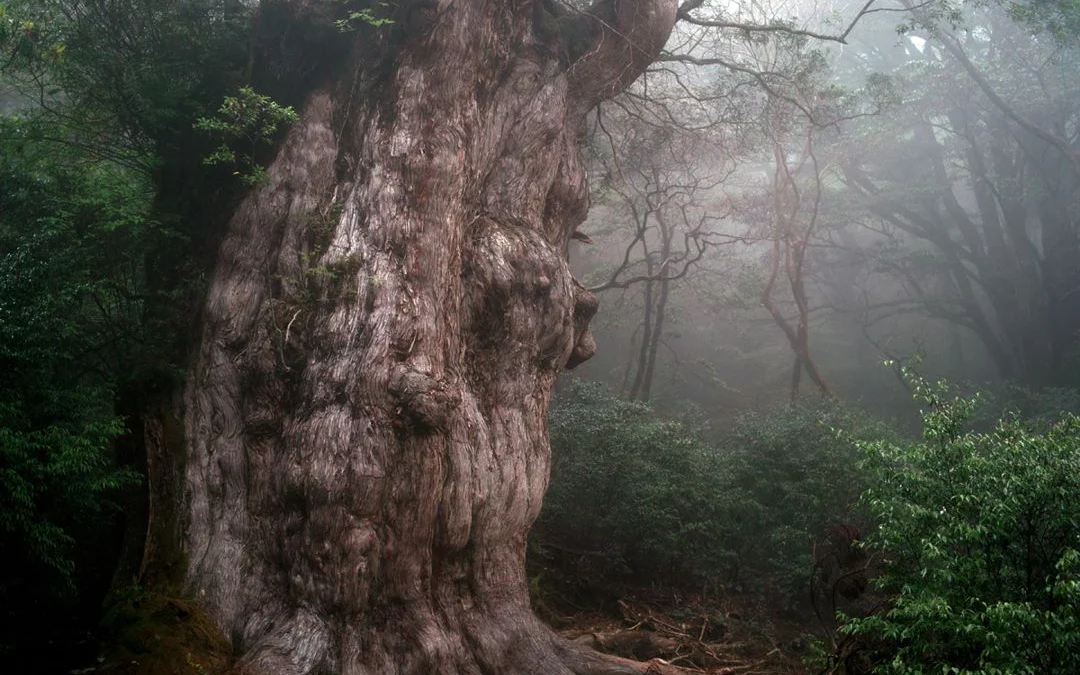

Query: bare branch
left=676, top=0, right=883, bottom=44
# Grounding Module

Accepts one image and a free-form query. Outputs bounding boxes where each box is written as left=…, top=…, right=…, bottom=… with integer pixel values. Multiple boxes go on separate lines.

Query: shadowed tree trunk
left=631, top=212, right=674, bottom=402
left=174, top=0, right=678, bottom=674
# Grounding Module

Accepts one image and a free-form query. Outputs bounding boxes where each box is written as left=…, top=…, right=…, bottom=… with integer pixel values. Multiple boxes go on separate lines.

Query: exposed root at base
left=557, top=637, right=707, bottom=675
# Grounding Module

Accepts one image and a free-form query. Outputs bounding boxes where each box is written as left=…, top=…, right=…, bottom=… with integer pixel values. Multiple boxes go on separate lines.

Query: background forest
left=1, top=0, right=1079, bottom=673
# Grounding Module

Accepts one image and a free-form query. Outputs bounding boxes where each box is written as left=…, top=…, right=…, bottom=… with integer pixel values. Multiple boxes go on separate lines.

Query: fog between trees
left=572, top=0, right=1080, bottom=416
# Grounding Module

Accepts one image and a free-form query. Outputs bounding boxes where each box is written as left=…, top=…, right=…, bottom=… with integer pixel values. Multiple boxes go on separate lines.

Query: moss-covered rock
left=99, top=594, right=231, bottom=675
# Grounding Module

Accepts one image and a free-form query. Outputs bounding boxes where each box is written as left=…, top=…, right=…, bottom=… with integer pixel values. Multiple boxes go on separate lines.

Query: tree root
left=556, top=637, right=706, bottom=675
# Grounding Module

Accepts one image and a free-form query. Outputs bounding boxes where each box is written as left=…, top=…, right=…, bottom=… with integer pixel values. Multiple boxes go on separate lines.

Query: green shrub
left=0, top=127, right=146, bottom=648
left=972, top=383, right=1080, bottom=431
left=843, top=372, right=1080, bottom=674
left=722, top=402, right=892, bottom=606
left=194, top=86, right=299, bottom=185
left=538, top=379, right=889, bottom=610
left=538, top=379, right=737, bottom=586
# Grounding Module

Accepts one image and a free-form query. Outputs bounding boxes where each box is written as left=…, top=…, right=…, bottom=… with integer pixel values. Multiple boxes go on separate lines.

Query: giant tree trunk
left=180, top=1, right=676, bottom=674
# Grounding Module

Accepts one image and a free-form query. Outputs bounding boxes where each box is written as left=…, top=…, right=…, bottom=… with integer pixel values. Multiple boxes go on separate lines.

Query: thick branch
left=566, top=0, right=679, bottom=110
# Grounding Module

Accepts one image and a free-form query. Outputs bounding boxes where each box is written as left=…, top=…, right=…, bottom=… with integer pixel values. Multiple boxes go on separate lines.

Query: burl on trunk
left=177, top=0, right=677, bottom=673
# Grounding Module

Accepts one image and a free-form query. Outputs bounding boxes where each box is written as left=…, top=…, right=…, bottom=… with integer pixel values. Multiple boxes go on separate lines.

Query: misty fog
left=568, top=0, right=1079, bottom=421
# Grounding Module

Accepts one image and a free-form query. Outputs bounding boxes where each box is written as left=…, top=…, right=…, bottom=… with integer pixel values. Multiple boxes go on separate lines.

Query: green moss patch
left=99, top=594, right=232, bottom=675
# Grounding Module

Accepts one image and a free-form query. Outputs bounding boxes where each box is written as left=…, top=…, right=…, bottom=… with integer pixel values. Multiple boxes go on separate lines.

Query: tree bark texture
left=181, top=1, right=677, bottom=674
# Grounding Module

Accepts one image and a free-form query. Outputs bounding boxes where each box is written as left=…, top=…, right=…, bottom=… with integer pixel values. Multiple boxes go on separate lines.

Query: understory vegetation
left=0, top=125, right=150, bottom=655
left=535, top=377, right=1080, bottom=674
left=841, top=372, right=1080, bottom=675
left=0, top=0, right=251, bottom=661
left=536, top=380, right=888, bottom=610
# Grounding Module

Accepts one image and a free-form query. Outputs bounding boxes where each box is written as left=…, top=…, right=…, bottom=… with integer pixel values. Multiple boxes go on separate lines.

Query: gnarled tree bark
left=180, top=1, right=677, bottom=673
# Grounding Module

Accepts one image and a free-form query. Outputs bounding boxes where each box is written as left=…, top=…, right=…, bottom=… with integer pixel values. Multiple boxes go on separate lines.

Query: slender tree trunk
left=619, top=323, right=644, bottom=395
left=762, top=227, right=832, bottom=400
left=640, top=275, right=670, bottom=402
left=762, top=133, right=833, bottom=401
left=639, top=221, right=674, bottom=402
left=177, top=2, right=678, bottom=674
left=628, top=276, right=655, bottom=400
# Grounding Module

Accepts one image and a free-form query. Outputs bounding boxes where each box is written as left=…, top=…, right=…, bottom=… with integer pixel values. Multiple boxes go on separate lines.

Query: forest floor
left=13, top=589, right=820, bottom=675
left=535, top=581, right=822, bottom=675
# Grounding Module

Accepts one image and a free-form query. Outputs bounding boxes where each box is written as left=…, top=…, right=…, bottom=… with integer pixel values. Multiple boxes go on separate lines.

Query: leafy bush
left=538, top=379, right=890, bottom=610
left=843, top=372, right=1080, bottom=674
left=972, top=383, right=1080, bottom=431
left=0, top=124, right=146, bottom=649
left=194, top=86, right=299, bottom=184
left=723, top=402, right=892, bottom=607
left=0, top=0, right=291, bottom=659
left=538, top=379, right=737, bottom=586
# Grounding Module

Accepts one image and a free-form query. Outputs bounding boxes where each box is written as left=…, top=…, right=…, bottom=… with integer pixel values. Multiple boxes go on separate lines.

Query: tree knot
left=565, top=281, right=599, bottom=369
left=389, top=367, right=460, bottom=432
